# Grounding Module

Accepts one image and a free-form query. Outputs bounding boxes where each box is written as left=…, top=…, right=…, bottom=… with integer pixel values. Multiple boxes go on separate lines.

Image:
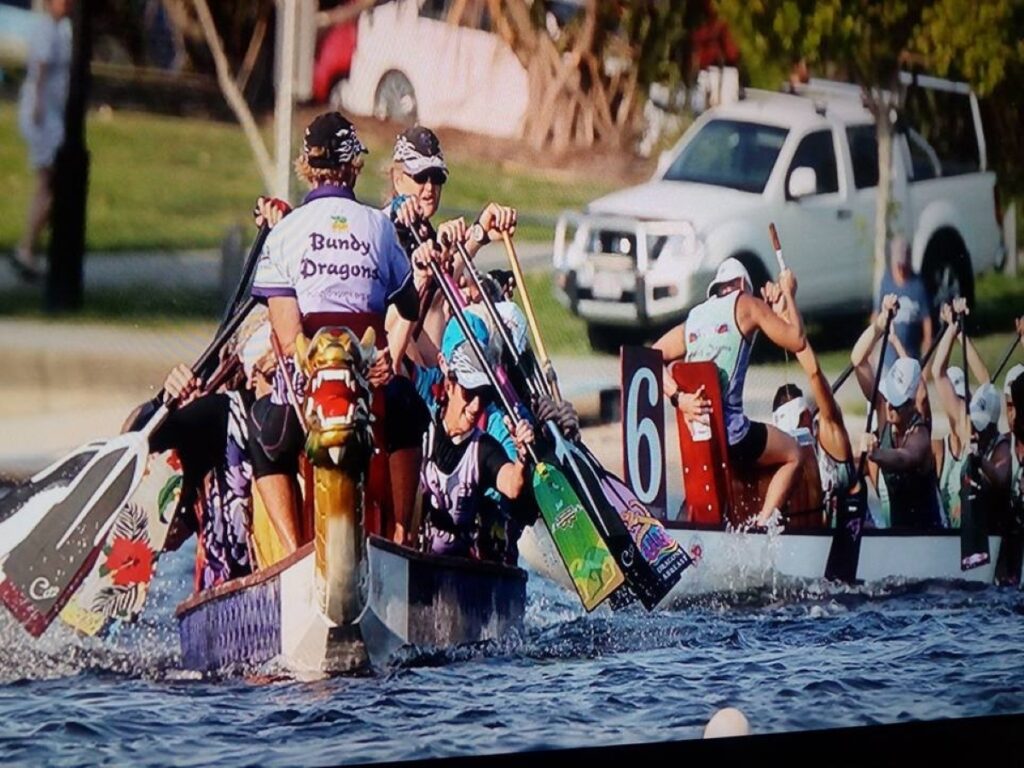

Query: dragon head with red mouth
left=295, top=326, right=376, bottom=469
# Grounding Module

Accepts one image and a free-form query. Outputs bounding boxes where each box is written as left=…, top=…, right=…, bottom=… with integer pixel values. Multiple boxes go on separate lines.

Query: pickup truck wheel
left=587, top=324, right=625, bottom=356
left=374, top=70, right=417, bottom=125
left=922, top=235, right=973, bottom=321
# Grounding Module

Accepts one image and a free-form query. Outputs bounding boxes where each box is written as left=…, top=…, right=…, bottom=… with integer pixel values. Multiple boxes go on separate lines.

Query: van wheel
left=587, top=324, right=624, bottom=356
left=374, top=70, right=417, bottom=125
left=922, top=233, right=973, bottom=320
left=327, top=77, right=346, bottom=110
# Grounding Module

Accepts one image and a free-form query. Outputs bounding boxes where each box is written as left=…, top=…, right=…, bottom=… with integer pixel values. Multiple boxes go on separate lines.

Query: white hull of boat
left=519, top=523, right=1002, bottom=605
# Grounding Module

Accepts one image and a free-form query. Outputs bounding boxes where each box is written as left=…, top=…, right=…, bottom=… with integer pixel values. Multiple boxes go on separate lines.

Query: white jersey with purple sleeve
left=252, top=185, right=412, bottom=315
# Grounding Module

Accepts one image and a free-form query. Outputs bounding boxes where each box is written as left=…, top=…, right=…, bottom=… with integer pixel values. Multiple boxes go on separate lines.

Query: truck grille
left=585, top=229, right=668, bottom=264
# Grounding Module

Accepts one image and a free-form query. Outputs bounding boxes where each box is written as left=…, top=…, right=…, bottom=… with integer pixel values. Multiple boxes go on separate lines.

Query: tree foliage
left=488, top=0, right=709, bottom=152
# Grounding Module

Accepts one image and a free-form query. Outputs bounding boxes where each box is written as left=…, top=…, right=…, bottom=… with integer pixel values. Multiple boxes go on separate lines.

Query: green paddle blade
left=532, top=462, right=624, bottom=611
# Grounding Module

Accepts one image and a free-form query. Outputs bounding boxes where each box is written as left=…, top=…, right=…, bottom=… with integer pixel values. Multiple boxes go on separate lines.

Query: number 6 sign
left=620, top=346, right=667, bottom=520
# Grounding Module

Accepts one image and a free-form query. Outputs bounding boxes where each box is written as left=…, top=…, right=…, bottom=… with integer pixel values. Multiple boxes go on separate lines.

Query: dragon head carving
left=295, top=326, right=376, bottom=468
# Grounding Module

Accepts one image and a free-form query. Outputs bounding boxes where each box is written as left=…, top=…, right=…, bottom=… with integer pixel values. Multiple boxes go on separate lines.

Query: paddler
left=653, top=258, right=807, bottom=528
left=1007, top=376, right=1024, bottom=584
left=121, top=313, right=275, bottom=589
left=421, top=339, right=536, bottom=558
left=249, top=111, right=430, bottom=551
left=762, top=279, right=859, bottom=527
left=930, top=299, right=995, bottom=527
left=852, top=299, right=942, bottom=528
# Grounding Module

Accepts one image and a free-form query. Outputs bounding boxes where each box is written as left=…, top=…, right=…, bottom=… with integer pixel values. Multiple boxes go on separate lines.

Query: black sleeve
left=150, top=394, right=231, bottom=478
left=391, top=277, right=420, bottom=322
left=477, top=433, right=514, bottom=490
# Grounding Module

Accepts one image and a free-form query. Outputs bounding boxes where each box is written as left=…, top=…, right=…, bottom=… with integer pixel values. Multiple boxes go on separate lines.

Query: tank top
left=817, top=439, right=855, bottom=526
left=685, top=291, right=753, bottom=445
left=878, top=415, right=942, bottom=529
left=938, top=434, right=966, bottom=528
left=421, top=420, right=483, bottom=555
left=964, top=432, right=1011, bottom=534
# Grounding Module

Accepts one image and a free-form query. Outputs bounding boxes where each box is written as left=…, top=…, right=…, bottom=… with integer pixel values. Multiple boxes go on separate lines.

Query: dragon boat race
left=1, top=0, right=1023, bottom=764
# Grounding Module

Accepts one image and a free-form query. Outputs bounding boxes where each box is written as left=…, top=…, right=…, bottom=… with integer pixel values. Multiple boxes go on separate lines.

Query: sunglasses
left=409, top=168, right=447, bottom=186
left=458, top=381, right=493, bottom=407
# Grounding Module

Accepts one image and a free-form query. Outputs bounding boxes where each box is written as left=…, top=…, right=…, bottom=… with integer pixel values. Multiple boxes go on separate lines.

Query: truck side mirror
left=788, top=166, right=817, bottom=199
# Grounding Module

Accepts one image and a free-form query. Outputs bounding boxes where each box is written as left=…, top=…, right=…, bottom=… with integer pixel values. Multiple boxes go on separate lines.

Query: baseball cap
left=440, top=313, right=492, bottom=365
left=303, top=112, right=368, bottom=168
left=706, top=258, right=752, bottom=298
left=947, top=365, right=966, bottom=399
left=772, top=395, right=810, bottom=434
left=466, top=301, right=529, bottom=359
left=879, top=357, right=921, bottom=409
left=1003, top=363, right=1024, bottom=399
left=393, top=126, right=449, bottom=181
left=448, top=341, right=491, bottom=391
left=969, top=383, right=1002, bottom=432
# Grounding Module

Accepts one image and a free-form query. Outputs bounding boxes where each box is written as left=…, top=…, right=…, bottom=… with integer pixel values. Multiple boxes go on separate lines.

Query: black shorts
left=727, top=420, right=769, bottom=465
left=248, top=375, right=430, bottom=478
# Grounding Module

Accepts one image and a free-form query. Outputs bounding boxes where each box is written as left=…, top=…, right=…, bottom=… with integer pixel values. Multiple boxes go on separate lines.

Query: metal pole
left=45, top=0, right=91, bottom=313
left=274, top=0, right=297, bottom=201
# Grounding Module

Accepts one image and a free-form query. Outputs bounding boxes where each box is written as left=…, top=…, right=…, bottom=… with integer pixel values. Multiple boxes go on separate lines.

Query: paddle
left=824, top=308, right=895, bottom=583
left=830, top=317, right=947, bottom=394
left=416, top=230, right=624, bottom=610
left=958, top=311, right=990, bottom=569
left=219, top=223, right=269, bottom=338
left=992, top=333, right=1022, bottom=382
left=452, top=236, right=691, bottom=609
left=497, top=232, right=562, bottom=402
left=0, top=296, right=258, bottom=637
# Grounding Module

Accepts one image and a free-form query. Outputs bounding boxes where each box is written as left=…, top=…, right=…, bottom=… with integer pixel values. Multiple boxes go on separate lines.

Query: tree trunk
left=192, top=0, right=275, bottom=193
left=871, top=91, right=894, bottom=300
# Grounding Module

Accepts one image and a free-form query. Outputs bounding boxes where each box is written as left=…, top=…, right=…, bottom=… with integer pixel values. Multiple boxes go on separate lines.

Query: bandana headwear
left=448, top=342, right=491, bottom=391
left=772, top=396, right=809, bottom=435
left=393, top=126, right=449, bottom=179
left=303, top=112, right=368, bottom=169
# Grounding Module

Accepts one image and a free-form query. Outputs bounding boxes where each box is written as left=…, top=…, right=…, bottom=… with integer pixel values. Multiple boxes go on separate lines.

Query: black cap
left=303, top=111, right=368, bottom=168
left=393, top=125, right=448, bottom=179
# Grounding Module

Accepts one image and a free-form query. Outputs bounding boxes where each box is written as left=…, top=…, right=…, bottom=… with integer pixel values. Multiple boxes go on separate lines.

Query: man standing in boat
left=249, top=111, right=430, bottom=552
left=762, top=280, right=860, bottom=527
left=653, top=258, right=807, bottom=528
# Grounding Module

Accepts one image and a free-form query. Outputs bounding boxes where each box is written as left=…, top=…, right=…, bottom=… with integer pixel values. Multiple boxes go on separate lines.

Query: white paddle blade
left=0, top=431, right=151, bottom=636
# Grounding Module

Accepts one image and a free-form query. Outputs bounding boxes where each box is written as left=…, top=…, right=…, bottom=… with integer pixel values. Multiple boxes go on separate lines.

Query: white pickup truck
left=553, top=75, right=1006, bottom=351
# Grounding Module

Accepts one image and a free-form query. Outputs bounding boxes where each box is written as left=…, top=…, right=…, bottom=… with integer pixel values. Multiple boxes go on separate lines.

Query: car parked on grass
left=553, top=75, right=1006, bottom=351
left=326, top=0, right=529, bottom=139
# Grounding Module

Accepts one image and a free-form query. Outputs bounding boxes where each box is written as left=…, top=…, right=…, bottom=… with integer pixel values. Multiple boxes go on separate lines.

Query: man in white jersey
left=653, top=258, right=807, bottom=527
left=249, top=111, right=430, bottom=551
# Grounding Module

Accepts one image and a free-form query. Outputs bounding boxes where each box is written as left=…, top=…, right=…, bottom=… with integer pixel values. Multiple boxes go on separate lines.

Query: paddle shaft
left=408, top=227, right=539, bottom=465
left=453, top=239, right=548, bottom=403
left=992, top=333, right=1022, bottom=382
left=831, top=319, right=947, bottom=394
left=499, top=232, right=562, bottom=402
left=219, top=223, right=269, bottom=334
left=855, top=310, right=895, bottom=482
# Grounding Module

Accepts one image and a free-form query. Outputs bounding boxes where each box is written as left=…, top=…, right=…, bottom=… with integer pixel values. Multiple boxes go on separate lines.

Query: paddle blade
left=824, top=483, right=867, bottom=583
left=532, top=462, right=624, bottom=611
left=0, top=433, right=150, bottom=637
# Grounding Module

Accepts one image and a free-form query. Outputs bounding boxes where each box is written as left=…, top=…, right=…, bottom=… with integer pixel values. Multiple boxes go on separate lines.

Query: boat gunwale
left=174, top=536, right=528, bottom=619
left=664, top=521, right=1001, bottom=538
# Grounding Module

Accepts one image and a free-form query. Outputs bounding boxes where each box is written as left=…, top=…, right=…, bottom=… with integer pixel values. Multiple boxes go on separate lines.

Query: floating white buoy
left=703, top=707, right=750, bottom=738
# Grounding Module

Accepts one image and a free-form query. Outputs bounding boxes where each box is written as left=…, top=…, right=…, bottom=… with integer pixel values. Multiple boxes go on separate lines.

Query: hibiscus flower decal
left=101, top=537, right=155, bottom=587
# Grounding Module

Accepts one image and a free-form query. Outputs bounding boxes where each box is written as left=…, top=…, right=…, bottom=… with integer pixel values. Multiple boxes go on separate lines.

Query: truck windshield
left=663, top=119, right=789, bottom=193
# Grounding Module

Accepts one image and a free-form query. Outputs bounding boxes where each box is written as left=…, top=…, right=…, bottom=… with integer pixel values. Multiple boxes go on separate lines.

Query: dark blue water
left=2, top=543, right=1023, bottom=767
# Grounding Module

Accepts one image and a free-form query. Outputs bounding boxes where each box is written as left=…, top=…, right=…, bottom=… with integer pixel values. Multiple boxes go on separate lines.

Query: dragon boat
left=520, top=359, right=1011, bottom=603
left=174, top=327, right=526, bottom=676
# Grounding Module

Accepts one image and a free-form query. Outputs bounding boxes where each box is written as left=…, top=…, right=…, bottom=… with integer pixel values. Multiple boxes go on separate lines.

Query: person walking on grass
left=871, top=234, right=933, bottom=378
left=12, top=0, right=72, bottom=281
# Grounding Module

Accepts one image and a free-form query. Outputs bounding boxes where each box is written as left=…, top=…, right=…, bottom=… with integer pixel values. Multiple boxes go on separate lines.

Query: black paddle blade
left=960, top=457, right=991, bottom=571
left=0, top=442, right=103, bottom=528
left=824, top=484, right=868, bottom=583
left=0, top=439, right=145, bottom=637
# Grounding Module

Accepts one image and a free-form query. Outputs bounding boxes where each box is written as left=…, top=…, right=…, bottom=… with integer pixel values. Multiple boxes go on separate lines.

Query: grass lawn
left=0, top=102, right=617, bottom=252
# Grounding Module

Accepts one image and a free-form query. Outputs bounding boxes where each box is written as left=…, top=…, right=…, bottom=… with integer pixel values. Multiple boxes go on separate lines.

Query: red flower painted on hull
left=104, top=537, right=155, bottom=587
